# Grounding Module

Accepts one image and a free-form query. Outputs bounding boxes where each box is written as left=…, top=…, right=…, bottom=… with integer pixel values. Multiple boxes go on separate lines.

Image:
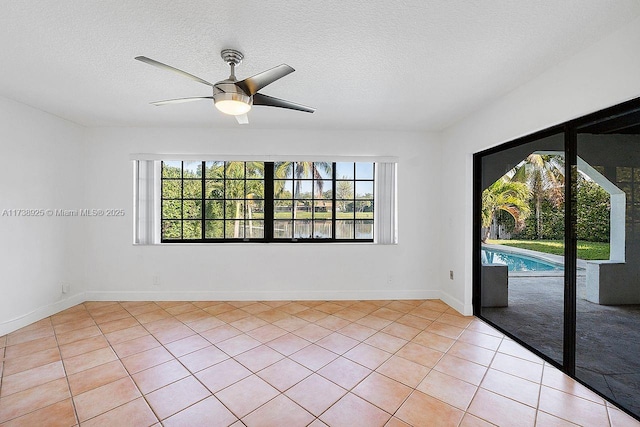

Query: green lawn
left=487, top=239, right=610, bottom=260
left=248, top=212, right=373, bottom=220
left=272, top=212, right=373, bottom=220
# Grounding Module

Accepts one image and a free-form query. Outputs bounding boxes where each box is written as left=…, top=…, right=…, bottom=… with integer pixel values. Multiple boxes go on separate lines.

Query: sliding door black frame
left=473, top=96, right=640, bottom=421
left=563, top=125, right=577, bottom=377
left=472, top=124, right=566, bottom=374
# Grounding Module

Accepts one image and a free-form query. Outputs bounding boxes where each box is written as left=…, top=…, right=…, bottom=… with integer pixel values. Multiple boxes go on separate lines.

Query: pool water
left=482, top=249, right=563, bottom=272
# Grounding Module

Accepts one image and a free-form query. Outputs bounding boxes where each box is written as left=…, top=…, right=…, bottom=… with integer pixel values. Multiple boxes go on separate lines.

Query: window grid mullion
left=352, top=163, right=356, bottom=239
left=264, top=163, right=274, bottom=240
left=243, top=163, right=247, bottom=239
left=311, top=163, right=315, bottom=239
left=201, top=161, right=205, bottom=241
left=332, top=162, right=336, bottom=239
left=181, top=161, right=184, bottom=239
left=223, top=162, right=227, bottom=238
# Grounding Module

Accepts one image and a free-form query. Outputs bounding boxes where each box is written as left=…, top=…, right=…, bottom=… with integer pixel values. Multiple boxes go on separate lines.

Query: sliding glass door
left=476, top=131, right=565, bottom=365
left=474, top=97, right=640, bottom=420
left=576, top=108, right=640, bottom=416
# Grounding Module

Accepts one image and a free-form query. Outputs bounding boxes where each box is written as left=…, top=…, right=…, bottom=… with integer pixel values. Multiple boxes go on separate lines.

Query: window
left=337, top=162, right=375, bottom=239
left=161, top=161, right=265, bottom=241
left=158, top=161, right=375, bottom=242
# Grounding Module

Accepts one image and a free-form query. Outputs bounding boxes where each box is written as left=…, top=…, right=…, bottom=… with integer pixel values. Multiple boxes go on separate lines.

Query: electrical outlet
left=61, top=283, right=70, bottom=294
left=153, top=276, right=160, bottom=286
left=449, top=270, right=454, bottom=280
left=387, top=275, right=394, bottom=285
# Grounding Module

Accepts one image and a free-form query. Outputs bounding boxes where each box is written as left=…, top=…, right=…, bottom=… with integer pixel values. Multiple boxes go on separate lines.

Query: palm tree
left=482, top=178, right=531, bottom=242
left=512, top=154, right=564, bottom=239
left=216, top=161, right=264, bottom=238
left=274, top=162, right=332, bottom=220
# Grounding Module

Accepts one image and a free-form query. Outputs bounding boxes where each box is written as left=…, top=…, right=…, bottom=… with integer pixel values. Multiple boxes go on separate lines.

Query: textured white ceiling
left=1, top=1, right=639, bottom=131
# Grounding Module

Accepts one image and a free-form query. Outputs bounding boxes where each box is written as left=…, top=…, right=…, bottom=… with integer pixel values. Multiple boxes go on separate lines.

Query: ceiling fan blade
left=235, top=114, right=249, bottom=125
left=252, top=93, right=315, bottom=113
left=235, top=64, right=295, bottom=95
left=135, top=56, right=215, bottom=87
left=150, top=96, right=214, bottom=106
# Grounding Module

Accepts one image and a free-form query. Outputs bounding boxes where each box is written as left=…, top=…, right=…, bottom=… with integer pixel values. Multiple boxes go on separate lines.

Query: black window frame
left=160, top=161, right=375, bottom=243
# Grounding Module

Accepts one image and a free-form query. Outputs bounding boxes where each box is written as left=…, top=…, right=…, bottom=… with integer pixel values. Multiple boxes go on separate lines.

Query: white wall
left=440, top=15, right=640, bottom=315
left=5, top=15, right=640, bottom=335
left=82, top=127, right=442, bottom=303
left=0, top=96, right=86, bottom=335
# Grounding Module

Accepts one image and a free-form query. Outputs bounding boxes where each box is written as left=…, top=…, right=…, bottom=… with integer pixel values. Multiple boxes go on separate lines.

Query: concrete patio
left=482, top=274, right=640, bottom=417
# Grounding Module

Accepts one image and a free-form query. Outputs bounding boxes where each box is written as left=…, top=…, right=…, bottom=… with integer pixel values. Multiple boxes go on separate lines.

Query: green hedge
left=508, top=178, right=611, bottom=242
left=576, top=179, right=611, bottom=242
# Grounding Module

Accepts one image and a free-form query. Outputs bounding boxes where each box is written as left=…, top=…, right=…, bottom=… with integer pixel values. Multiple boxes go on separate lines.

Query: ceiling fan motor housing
left=212, top=80, right=253, bottom=107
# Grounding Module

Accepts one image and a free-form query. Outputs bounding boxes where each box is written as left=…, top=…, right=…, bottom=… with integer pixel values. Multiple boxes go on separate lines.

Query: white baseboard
left=439, top=291, right=473, bottom=316
left=84, top=289, right=442, bottom=302
left=0, top=292, right=86, bottom=336
left=1, top=289, right=459, bottom=336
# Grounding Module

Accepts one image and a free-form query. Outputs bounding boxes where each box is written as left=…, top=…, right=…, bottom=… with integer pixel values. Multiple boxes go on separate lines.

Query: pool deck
left=480, top=245, right=640, bottom=415
left=482, top=274, right=640, bottom=417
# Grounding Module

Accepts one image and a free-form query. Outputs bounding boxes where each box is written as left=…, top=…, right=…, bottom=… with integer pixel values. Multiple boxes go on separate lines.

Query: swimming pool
left=482, top=248, right=563, bottom=272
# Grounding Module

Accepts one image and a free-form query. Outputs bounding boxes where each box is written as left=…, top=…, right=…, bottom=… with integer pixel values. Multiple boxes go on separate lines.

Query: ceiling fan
left=135, top=49, right=315, bottom=124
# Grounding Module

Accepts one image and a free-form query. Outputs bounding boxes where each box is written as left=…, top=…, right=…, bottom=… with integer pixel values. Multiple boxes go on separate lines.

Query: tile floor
left=0, top=299, right=638, bottom=427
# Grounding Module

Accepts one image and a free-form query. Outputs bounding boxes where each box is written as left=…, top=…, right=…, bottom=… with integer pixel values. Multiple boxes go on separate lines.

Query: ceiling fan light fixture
left=136, top=49, right=315, bottom=123
left=213, top=92, right=252, bottom=115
